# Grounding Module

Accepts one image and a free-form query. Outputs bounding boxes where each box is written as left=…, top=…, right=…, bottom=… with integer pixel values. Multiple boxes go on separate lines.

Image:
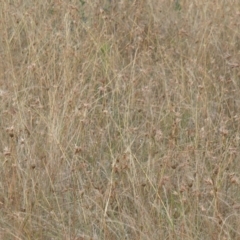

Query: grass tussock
left=1, top=0, right=240, bottom=239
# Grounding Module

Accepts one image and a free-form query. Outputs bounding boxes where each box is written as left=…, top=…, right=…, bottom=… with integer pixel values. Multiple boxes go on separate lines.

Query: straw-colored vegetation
left=1, top=0, right=240, bottom=239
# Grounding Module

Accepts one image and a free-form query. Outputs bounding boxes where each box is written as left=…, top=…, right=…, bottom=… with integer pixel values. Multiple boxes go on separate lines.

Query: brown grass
left=1, top=0, right=240, bottom=239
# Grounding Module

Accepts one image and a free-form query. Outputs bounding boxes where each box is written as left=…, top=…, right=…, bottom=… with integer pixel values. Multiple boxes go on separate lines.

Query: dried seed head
left=229, top=173, right=239, bottom=185
left=6, top=126, right=14, bottom=138
left=204, top=178, right=213, bottom=186
left=74, top=145, right=82, bottom=154
left=3, top=147, right=11, bottom=156
left=31, top=164, right=36, bottom=169
left=20, top=137, right=25, bottom=145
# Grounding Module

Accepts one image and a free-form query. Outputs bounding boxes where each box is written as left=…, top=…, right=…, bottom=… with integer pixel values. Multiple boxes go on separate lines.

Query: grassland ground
left=1, top=0, right=240, bottom=239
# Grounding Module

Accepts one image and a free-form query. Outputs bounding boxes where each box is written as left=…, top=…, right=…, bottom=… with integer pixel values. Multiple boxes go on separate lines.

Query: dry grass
left=1, top=0, right=240, bottom=239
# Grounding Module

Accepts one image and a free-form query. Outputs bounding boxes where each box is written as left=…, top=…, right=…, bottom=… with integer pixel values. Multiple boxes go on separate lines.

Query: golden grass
left=1, top=0, right=240, bottom=239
